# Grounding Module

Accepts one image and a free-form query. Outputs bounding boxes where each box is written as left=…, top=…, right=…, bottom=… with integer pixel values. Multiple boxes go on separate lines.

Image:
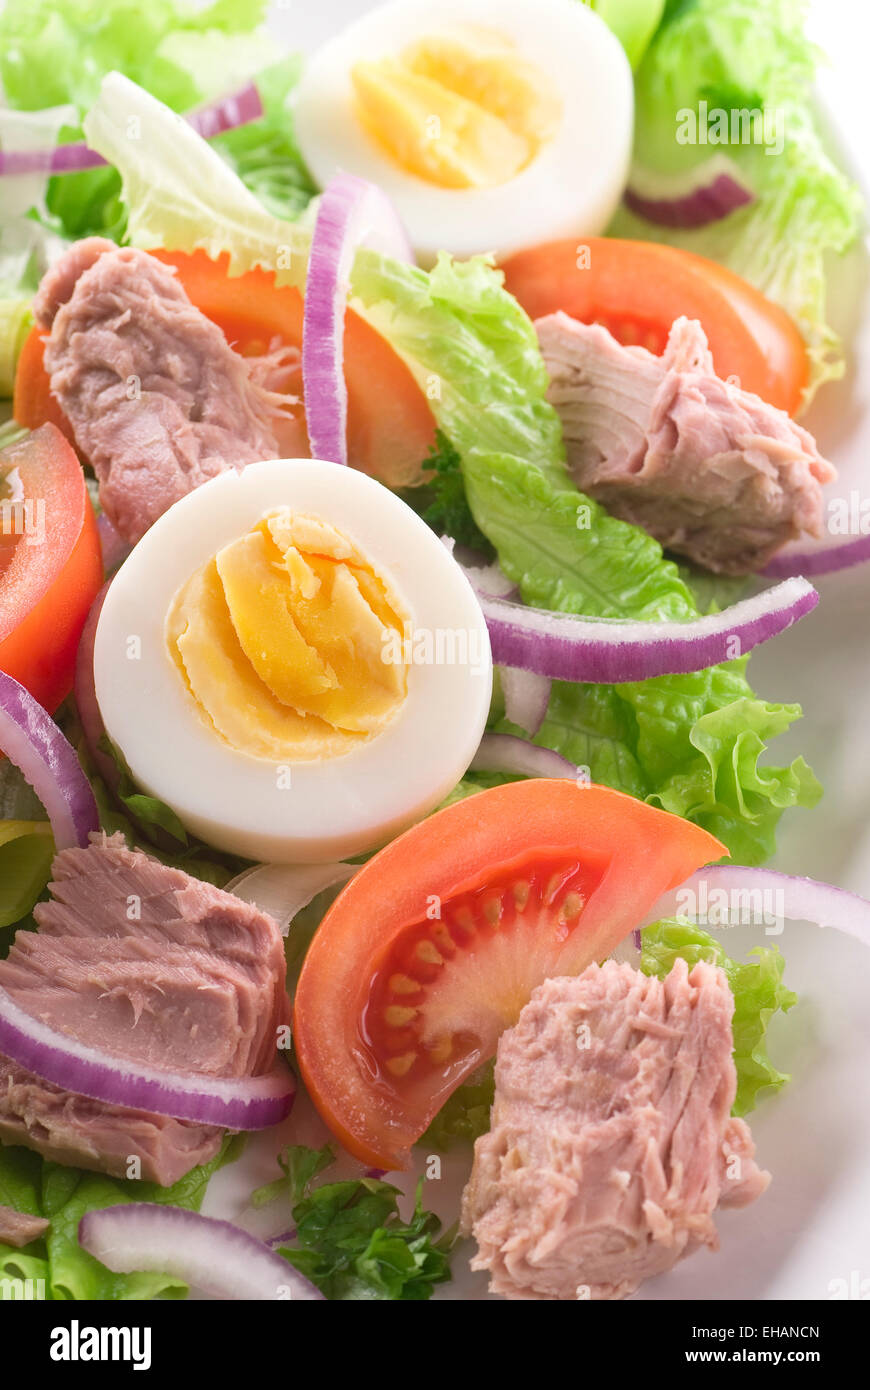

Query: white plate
left=202, top=1, right=870, bottom=1301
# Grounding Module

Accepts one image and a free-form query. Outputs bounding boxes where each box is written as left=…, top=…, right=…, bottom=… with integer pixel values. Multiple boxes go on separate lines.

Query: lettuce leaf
left=611, top=0, right=862, bottom=403
left=640, top=919, right=797, bottom=1114
left=581, top=0, right=666, bottom=69
left=0, top=1, right=310, bottom=244
left=0, top=1136, right=242, bottom=1300
left=0, top=822, right=55, bottom=930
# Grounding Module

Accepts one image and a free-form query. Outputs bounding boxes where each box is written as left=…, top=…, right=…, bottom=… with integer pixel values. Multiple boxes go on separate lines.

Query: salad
left=0, top=0, right=867, bottom=1305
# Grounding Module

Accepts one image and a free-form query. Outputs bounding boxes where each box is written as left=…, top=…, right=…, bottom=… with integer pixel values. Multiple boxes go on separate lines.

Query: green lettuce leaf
left=0, top=1136, right=241, bottom=1300
left=211, top=55, right=317, bottom=223
left=0, top=823, right=55, bottom=930
left=582, top=0, right=666, bottom=69
left=641, top=919, right=797, bottom=1114
left=612, top=0, right=862, bottom=403
left=0, top=1, right=310, bottom=245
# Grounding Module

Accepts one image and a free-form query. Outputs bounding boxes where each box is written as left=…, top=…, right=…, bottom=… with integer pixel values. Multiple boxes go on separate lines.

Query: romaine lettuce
left=0, top=1136, right=242, bottom=1300
left=640, top=919, right=797, bottom=1115
left=611, top=0, right=862, bottom=403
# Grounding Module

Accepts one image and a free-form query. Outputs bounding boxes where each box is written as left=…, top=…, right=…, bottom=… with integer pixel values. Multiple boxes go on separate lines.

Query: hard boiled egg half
left=94, top=460, right=492, bottom=863
left=293, top=0, right=634, bottom=265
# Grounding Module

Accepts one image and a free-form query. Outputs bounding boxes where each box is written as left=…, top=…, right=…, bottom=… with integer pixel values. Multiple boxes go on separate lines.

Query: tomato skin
left=13, top=325, right=77, bottom=444
left=294, top=780, right=725, bottom=1169
left=0, top=424, right=103, bottom=713
left=152, top=250, right=436, bottom=486
left=13, top=250, right=436, bottom=488
left=500, top=238, right=809, bottom=415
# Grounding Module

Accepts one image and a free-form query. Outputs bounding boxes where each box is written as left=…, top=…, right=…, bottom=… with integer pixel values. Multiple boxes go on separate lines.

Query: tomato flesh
left=499, top=237, right=809, bottom=414
left=360, top=853, right=598, bottom=1110
left=294, top=780, right=726, bottom=1169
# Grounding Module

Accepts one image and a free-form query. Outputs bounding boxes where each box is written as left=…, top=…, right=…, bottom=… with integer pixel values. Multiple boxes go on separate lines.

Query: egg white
left=94, top=459, right=492, bottom=863
left=293, top=0, right=634, bottom=265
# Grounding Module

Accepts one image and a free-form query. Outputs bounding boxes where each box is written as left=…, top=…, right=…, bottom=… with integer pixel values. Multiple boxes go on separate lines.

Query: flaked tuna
left=461, top=958, right=769, bottom=1300
left=0, top=1203, right=49, bottom=1249
left=537, top=313, right=835, bottom=574
left=0, top=834, right=289, bottom=1187
left=33, top=238, right=297, bottom=543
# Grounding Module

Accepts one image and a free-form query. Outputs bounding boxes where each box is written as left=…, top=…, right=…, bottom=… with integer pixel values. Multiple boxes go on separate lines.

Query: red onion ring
left=475, top=577, right=817, bottom=683
left=96, top=512, right=131, bottom=573
left=79, top=1205, right=322, bottom=1300
left=302, top=172, right=413, bottom=465
left=762, top=534, right=870, bottom=579
left=0, top=82, right=265, bottom=178
left=643, top=864, right=870, bottom=948
left=500, top=667, right=551, bottom=737
left=471, top=732, right=580, bottom=781
left=0, top=985, right=295, bottom=1129
left=0, top=669, right=98, bottom=850
left=625, top=156, right=755, bottom=229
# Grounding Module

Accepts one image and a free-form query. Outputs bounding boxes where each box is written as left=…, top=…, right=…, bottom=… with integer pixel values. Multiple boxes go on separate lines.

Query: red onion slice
left=500, top=667, right=551, bottom=737
left=79, top=1205, right=323, bottom=1301
left=0, top=82, right=265, bottom=178
left=643, top=865, right=870, bottom=948
left=471, top=732, right=580, bottom=781
left=763, top=534, right=870, bottom=579
left=0, top=986, right=295, bottom=1129
left=625, top=156, right=755, bottom=229
left=96, top=512, right=131, bottom=573
left=0, top=669, right=98, bottom=850
left=226, top=861, right=357, bottom=937
left=187, top=82, right=263, bottom=141
left=476, top=577, right=817, bottom=683
left=302, top=172, right=413, bottom=465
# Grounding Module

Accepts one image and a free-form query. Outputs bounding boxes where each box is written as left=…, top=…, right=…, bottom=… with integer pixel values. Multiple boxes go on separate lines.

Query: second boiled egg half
left=94, top=459, right=492, bottom=863
left=293, top=0, right=634, bottom=265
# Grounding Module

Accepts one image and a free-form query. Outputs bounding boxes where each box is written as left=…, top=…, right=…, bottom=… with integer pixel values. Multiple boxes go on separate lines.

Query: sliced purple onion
left=302, top=172, right=414, bottom=465
left=500, top=667, right=551, bottom=737
left=0, top=668, right=98, bottom=849
left=476, top=577, right=817, bottom=683
left=643, top=865, right=870, bottom=948
left=0, top=83, right=264, bottom=178
left=187, top=82, right=263, bottom=141
left=96, top=512, right=131, bottom=574
left=0, top=986, right=295, bottom=1129
left=79, top=1205, right=322, bottom=1301
left=763, top=534, right=870, bottom=579
left=625, top=156, right=754, bottom=229
left=225, top=861, right=357, bottom=937
left=471, top=732, right=579, bottom=780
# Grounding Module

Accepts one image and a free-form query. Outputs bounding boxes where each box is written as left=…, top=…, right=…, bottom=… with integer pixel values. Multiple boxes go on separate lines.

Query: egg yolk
left=351, top=27, right=561, bottom=190
left=165, top=510, right=410, bottom=762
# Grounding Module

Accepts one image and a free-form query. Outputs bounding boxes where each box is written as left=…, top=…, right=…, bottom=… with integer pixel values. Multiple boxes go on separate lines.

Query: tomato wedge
left=499, top=238, right=809, bottom=415
left=0, top=424, right=103, bottom=712
left=293, top=780, right=725, bottom=1169
left=14, top=250, right=436, bottom=488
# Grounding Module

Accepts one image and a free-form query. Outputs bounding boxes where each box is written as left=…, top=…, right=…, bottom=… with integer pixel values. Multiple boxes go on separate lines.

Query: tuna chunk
left=537, top=313, right=835, bottom=574
left=0, top=833, right=289, bottom=1187
left=33, top=238, right=297, bottom=544
left=0, top=1204, right=49, bottom=1249
left=461, top=958, right=769, bottom=1300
